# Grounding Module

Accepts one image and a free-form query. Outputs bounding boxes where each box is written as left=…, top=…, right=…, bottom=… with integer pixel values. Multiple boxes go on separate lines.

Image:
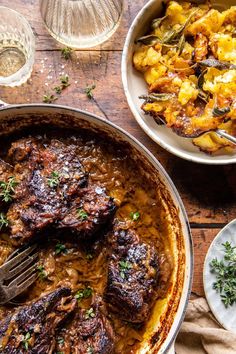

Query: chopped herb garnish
left=48, top=171, right=60, bottom=188
left=130, top=211, right=140, bottom=221
left=43, top=94, right=58, bottom=104
left=0, top=176, right=18, bottom=203
left=84, top=84, right=96, bottom=99
left=61, top=46, right=73, bottom=60
left=60, top=75, right=70, bottom=89
left=0, top=213, right=9, bottom=230
left=57, top=337, right=65, bottom=345
left=85, top=307, right=95, bottom=319
left=77, top=208, right=88, bottom=220
left=87, top=346, right=94, bottom=354
left=86, top=253, right=93, bottom=260
left=75, top=286, right=93, bottom=302
left=22, top=332, right=31, bottom=350
left=54, top=86, right=62, bottom=94
left=37, top=265, right=47, bottom=280
left=55, top=243, right=67, bottom=255
left=210, top=241, right=236, bottom=308
left=119, top=260, right=132, bottom=279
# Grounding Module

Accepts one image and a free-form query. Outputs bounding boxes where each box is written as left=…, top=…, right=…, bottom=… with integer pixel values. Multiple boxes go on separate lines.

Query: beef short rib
left=0, top=287, right=76, bottom=353
left=105, top=228, right=160, bottom=323
left=56, top=300, right=115, bottom=354
left=4, top=138, right=116, bottom=245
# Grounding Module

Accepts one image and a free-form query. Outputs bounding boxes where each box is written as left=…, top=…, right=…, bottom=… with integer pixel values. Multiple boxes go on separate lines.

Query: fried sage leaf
left=151, top=15, right=168, bottom=30
left=198, top=90, right=209, bottom=103
left=212, top=106, right=230, bottom=117
left=136, top=34, right=161, bottom=45
left=161, top=9, right=198, bottom=44
left=139, top=93, right=175, bottom=102
left=199, top=59, right=236, bottom=70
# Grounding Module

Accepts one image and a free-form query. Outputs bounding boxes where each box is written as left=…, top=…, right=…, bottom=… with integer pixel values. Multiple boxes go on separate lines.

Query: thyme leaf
left=43, top=94, right=58, bottom=104
left=0, top=176, right=18, bottom=202
left=130, top=211, right=140, bottom=221
left=85, top=307, right=95, bottom=319
left=55, top=243, right=67, bottom=255
left=210, top=241, right=236, bottom=308
left=75, top=286, right=93, bottom=302
left=77, top=208, right=88, bottom=220
left=48, top=171, right=60, bottom=188
left=0, top=213, right=9, bottom=230
left=61, top=47, right=73, bottom=60
left=85, top=84, right=96, bottom=99
left=119, top=260, right=132, bottom=279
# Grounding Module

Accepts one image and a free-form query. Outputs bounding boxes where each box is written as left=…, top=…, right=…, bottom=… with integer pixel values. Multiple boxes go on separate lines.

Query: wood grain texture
left=0, top=0, right=235, bottom=297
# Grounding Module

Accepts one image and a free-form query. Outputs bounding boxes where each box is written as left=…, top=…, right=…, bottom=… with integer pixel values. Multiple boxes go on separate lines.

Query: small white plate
left=203, top=219, right=236, bottom=332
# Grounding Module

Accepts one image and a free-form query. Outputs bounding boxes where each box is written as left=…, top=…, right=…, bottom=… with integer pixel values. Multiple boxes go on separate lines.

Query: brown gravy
left=0, top=128, right=174, bottom=353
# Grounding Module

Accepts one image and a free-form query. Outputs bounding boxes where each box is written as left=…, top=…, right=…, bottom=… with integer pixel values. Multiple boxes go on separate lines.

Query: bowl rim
left=0, top=102, right=193, bottom=352
left=121, top=0, right=236, bottom=165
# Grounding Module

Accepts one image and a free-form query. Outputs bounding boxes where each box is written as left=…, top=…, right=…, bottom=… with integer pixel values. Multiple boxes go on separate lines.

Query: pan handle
left=0, top=100, right=8, bottom=107
left=167, top=343, right=175, bottom=354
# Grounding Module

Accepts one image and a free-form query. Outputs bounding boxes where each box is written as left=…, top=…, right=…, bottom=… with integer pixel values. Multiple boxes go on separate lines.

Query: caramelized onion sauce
left=0, top=128, right=174, bottom=353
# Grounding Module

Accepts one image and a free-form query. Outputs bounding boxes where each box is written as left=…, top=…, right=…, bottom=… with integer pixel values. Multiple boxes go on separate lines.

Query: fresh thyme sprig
left=75, top=286, right=93, bottom=302
left=210, top=241, right=236, bottom=308
left=43, top=94, right=58, bottom=104
left=0, top=213, right=9, bottom=230
left=55, top=243, right=68, bottom=255
left=61, top=47, right=73, bottom=60
left=119, top=260, right=132, bottom=279
left=84, top=84, right=96, bottom=99
left=48, top=171, right=60, bottom=188
left=0, top=176, right=18, bottom=202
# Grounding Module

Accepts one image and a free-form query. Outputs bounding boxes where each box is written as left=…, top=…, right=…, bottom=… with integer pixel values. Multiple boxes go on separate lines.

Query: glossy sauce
left=0, top=129, right=174, bottom=353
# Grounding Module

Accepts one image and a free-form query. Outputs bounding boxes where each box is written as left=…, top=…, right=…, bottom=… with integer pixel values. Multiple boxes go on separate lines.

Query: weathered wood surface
left=0, top=0, right=235, bottom=297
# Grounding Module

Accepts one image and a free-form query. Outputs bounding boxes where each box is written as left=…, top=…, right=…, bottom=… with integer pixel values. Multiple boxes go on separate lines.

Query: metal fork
left=0, top=244, right=39, bottom=305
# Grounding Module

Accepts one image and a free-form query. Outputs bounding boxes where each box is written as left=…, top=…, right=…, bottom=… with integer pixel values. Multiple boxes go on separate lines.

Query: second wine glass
left=39, top=0, right=123, bottom=49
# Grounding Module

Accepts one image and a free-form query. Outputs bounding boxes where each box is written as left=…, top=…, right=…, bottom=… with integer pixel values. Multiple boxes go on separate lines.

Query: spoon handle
left=216, top=129, right=236, bottom=145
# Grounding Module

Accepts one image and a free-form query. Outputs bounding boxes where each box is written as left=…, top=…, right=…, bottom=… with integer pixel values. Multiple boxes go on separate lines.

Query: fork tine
left=3, top=252, right=39, bottom=281
left=5, top=273, right=38, bottom=303
left=0, top=244, right=37, bottom=280
left=8, top=264, right=37, bottom=288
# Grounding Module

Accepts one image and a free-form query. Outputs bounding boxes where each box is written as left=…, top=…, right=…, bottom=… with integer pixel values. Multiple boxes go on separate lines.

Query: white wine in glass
left=40, top=0, right=123, bottom=49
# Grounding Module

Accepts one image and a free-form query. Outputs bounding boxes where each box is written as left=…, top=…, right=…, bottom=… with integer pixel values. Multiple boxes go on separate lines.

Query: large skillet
left=0, top=102, right=193, bottom=353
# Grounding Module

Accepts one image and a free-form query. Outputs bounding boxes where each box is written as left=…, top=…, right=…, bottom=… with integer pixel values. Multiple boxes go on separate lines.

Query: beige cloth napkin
left=175, top=298, right=236, bottom=354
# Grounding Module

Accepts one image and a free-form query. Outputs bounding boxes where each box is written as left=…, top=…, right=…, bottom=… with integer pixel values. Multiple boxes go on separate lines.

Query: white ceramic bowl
left=122, top=0, right=236, bottom=164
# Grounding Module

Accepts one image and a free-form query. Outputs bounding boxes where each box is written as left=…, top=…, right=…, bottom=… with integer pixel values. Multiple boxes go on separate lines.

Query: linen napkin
left=175, top=297, right=236, bottom=354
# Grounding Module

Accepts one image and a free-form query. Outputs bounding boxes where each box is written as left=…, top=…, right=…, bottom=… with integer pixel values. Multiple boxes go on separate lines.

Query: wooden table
left=0, top=0, right=235, bottom=298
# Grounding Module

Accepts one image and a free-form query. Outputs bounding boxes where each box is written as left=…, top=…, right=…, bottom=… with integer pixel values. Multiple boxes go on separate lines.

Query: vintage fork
left=0, top=244, right=39, bottom=305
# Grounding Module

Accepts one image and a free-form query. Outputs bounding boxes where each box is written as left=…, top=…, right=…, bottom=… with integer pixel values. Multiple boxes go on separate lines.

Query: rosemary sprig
left=210, top=241, right=236, bottom=308
left=0, top=176, right=18, bottom=202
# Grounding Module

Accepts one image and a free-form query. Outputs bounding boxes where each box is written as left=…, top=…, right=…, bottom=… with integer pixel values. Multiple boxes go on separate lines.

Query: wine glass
left=0, top=6, right=35, bottom=87
left=39, top=0, right=123, bottom=49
